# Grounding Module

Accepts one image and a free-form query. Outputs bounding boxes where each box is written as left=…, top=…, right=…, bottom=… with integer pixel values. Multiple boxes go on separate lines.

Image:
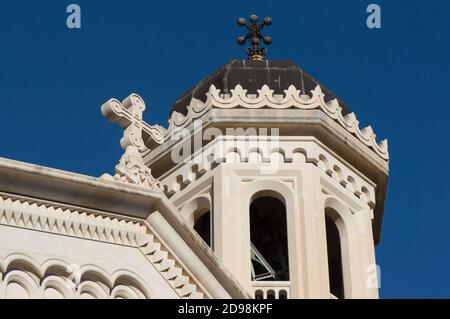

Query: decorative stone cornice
left=158, top=137, right=376, bottom=208
left=0, top=194, right=147, bottom=247
left=0, top=193, right=205, bottom=299
left=168, top=84, right=389, bottom=161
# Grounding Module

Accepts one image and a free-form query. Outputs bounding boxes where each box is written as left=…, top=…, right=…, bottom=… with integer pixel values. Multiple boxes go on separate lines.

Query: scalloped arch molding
left=167, top=84, right=388, bottom=161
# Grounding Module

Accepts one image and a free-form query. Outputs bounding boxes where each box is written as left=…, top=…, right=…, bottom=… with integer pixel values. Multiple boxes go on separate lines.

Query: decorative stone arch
left=1, top=255, right=69, bottom=299
left=225, top=147, right=243, bottom=163
left=41, top=275, right=75, bottom=299
left=0, top=256, right=153, bottom=299
left=112, top=270, right=153, bottom=299
left=76, top=265, right=114, bottom=299
left=2, top=270, right=40, bottom=299
left=43, top=259, right=72, bottom=278
left=180, top=195, right=212, bottom=227
left=3, top=255, right=42, bottom=299
left=42, top=258, right=75, bottom=289
left=111, top=285, right=141, bottom=299
left=180, top=195, right=213, bottom=248
left=80, top=265, right=113, bottom=284
left=291, top=148, right=307, bottom=163
left=244, top=179, right=295, bottom=206
left=323, top=195, right=357, bottom=299
left=324, top=196, right=357, bottom=234
left=3, top=253, right=44, bottom=281
left=78, top=280, right=109, bottom=299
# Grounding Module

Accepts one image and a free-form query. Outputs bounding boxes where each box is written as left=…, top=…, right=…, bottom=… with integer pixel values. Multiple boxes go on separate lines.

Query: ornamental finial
left=237, top=14, right=272, bottom=61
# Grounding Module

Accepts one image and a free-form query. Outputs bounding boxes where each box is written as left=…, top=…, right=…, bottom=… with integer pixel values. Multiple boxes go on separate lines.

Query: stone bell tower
left=103, top=15, right=389, bottom=299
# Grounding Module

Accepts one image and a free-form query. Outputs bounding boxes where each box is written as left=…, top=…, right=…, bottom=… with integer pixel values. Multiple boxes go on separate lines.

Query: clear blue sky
left=0, top=0, right=449, bottom=298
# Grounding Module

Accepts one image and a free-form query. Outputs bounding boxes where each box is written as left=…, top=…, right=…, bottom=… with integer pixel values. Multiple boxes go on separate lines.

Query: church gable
left=0, top=157, right=247, bottom=299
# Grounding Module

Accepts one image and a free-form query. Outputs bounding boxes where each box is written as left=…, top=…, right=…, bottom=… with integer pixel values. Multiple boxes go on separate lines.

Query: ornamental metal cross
left=237, top=14, right=273, bottom=61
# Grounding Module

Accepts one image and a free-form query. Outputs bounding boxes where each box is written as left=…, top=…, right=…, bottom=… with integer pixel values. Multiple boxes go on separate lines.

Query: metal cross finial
left=237, top=14, right=272, bottom=61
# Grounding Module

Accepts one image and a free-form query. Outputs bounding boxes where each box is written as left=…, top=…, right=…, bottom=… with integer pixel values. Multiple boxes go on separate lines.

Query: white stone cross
left=101, top=93, right=165, bottom=152
left=101, top=93, right=164, bottom=189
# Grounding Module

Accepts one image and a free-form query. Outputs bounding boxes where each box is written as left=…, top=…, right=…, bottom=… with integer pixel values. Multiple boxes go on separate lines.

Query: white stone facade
left=0, top=78, right=388, bottom=299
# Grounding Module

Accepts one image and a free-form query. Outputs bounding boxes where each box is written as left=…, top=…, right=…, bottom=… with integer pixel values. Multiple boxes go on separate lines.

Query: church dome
left=171, top=60, right=351, bottom=116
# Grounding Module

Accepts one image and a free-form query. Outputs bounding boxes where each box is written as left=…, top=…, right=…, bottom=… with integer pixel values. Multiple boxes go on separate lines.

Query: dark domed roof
left=171, top=60, right=351, bottom=116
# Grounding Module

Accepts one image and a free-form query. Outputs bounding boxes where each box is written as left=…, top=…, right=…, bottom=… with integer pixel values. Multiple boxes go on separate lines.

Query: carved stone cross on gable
left=101, top=94, right=166, bottom=152
left=100, top=93, right=165, bottom=190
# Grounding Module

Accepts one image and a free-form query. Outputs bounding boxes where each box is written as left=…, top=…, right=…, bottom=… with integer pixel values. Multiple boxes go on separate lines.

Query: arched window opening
left=194, top=211, right=211, bottom=248
left=325, top=211, right=345, bottom=299
left=181, top=197, right=213, bottom=249
left=250, top=196, right=289, bottom=282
